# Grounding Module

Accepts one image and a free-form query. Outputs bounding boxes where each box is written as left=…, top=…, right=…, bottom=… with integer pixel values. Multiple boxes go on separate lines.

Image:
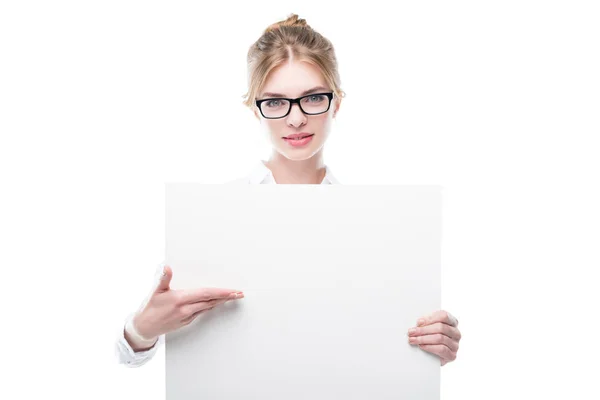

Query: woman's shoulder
left=224, top=161, right=272, bottom=185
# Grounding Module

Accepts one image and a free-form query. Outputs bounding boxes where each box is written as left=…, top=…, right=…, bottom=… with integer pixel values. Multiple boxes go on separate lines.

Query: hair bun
left=265, top=13, right=308, bottom=33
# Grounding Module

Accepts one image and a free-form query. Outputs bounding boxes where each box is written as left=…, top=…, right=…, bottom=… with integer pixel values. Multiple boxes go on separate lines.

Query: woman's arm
left=115, top=313, right=164, bottom=367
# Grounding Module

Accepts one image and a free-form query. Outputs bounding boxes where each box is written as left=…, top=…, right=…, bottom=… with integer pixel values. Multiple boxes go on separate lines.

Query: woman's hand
left=407, top=310, right=461, bottom=366
left=130, top=265, right=244, bottom=342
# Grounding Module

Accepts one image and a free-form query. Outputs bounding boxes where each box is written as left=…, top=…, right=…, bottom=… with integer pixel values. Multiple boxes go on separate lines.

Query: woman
left=115, top=13, right=461, bottom=368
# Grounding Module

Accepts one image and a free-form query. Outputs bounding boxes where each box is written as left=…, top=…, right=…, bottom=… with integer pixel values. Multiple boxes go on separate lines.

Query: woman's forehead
left=261, top=61, right=328, bottom=97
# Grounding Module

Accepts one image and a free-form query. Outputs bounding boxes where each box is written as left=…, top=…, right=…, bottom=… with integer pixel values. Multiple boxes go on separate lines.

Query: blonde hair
left=242, top=13, right=346, bottom=109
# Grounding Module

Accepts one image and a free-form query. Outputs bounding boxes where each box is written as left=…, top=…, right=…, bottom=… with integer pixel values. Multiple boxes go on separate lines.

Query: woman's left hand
left=407, top=310, right=461, bottom=366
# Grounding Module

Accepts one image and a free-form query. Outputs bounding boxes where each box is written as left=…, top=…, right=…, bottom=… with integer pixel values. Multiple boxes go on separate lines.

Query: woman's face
left=254, top=60, right=340, bottom=161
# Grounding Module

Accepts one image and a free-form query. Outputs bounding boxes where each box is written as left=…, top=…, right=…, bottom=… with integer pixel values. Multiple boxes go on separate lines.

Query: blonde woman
left=115, top=13, right=461, bottom=368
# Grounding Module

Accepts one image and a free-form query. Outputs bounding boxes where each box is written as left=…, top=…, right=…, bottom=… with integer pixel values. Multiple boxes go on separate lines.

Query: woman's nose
left=286, top=103, right=307, bottom=126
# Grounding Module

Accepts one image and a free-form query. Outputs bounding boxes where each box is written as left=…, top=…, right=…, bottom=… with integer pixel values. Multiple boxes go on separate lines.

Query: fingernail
left=417, top=318, right=426, bottom=326
left=408, top=328, right=417, bottom=335
left=409, top=337, right=417, bottom=344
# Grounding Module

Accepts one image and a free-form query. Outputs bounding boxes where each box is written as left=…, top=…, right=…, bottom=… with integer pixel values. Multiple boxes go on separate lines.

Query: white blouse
left=115, top=161, right=339, bottom=367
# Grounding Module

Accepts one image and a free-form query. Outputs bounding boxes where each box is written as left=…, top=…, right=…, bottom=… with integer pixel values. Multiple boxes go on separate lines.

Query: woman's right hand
left=128, top=265, right=244, bottom=345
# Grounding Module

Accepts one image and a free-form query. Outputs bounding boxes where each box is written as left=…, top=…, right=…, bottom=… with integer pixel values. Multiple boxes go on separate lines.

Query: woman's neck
left=264, top=150, right=326, bottom=184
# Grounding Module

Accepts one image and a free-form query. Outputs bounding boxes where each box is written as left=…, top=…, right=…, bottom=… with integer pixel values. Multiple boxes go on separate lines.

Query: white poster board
left=165, top=184, right=441, bottom=399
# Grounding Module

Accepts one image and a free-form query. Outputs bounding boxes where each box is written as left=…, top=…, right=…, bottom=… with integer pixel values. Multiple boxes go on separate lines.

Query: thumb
left=155, top=265, right=173, bottom=292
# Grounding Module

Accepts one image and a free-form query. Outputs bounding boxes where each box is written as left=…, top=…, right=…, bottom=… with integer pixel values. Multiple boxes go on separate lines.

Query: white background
left=1, top=1, right=598, bottom=399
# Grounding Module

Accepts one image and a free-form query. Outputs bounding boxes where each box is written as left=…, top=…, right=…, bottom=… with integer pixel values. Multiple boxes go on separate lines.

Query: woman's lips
left=283, top=134, right=314, bottom=147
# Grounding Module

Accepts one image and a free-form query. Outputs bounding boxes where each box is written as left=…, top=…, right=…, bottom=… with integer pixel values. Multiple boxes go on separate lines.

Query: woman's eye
left=307, top=95, right=324, bottom=102
left=265, top=100, right=281, bottom=108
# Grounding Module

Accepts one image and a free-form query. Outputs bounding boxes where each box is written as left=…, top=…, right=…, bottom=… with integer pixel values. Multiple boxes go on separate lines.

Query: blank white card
left=165, top=184, right=441, bottom=400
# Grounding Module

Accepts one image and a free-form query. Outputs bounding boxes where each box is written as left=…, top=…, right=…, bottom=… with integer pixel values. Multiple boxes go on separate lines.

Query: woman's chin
left=277, top=144, right=324, bottom=161
left=271, top=136, right=327, bottom=160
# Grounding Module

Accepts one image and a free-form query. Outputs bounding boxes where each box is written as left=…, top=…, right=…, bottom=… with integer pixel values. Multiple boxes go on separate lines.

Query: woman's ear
left=333, top=98, right=342, bottom=118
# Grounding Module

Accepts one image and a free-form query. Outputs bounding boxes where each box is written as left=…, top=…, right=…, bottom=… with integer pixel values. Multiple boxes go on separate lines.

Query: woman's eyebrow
left=261, top=86, right=329, bottom=98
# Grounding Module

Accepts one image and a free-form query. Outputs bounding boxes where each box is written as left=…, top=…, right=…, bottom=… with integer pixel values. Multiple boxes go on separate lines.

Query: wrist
left=125, top=315, right=158, bottom=347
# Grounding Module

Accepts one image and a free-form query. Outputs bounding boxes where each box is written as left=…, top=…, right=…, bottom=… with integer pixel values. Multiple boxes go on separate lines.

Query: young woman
left=115, top=13, right=461, bottom=368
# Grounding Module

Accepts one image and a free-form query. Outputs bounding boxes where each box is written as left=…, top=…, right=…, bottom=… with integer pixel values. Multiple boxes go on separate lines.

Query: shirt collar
left=248, top=161, right=339, bottom=184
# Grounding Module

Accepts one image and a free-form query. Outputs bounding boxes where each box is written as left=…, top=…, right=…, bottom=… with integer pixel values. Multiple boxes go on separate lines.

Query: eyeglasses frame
left=255, top=92, right=335, bottom=119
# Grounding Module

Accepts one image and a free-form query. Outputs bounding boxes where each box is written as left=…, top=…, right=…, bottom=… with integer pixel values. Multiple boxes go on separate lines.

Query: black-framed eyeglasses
left=255, top=92, right=334, bottom=119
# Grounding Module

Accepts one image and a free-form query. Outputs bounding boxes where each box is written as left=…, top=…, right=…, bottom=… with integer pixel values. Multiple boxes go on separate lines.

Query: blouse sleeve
left=114, top=312, right=164, bottom=367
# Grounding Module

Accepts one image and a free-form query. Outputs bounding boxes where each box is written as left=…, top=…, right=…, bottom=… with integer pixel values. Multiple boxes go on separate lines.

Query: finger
left=417, top=310, right=459, bottom=328
left=181, top=297, right=232, bottom=316
left=155, top=265, right=173, bottom=292
left=179, top=287, right=244, bottom=304
left=408, top=333, right=459, bottom=352
left=408, top=322, right=462, bottom=341
left=418, top=344, right=457, bottom=362
left=179, top=292, right=243, bottom=324
left=181, top=307, right=214, bottom=325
